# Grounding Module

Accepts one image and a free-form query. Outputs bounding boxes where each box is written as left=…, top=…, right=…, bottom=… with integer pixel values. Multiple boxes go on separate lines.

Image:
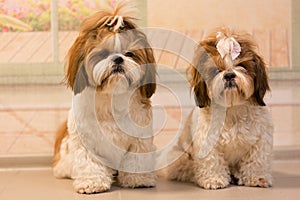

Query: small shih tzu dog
left=167, top=27, right=274, bottom=189
left=53, top=1, right=157, bottom=194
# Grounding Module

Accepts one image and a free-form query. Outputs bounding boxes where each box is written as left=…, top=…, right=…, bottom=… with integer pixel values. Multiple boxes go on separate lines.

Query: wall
left=146, top=0, right=292, bottom=69
left=147, top=0, right=291, bottom=32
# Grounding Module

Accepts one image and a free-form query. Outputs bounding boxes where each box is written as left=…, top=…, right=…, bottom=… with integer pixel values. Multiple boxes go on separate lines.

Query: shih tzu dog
left=167, top=27, right=274, bottom=189
left=53, top=1, right=157, bottom=194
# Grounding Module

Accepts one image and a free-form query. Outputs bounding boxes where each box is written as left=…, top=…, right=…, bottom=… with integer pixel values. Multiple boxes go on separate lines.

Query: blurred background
left=0, top=0, right=299, bottom=162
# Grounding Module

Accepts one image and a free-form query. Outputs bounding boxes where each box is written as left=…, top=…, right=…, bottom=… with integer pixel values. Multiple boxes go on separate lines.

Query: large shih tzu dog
left=167, top=28, right=274, bottom=189
left=53, top=1, right=157, bottom=194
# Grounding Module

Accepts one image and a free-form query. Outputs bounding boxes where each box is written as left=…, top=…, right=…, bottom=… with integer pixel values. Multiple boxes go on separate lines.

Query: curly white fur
left=168, top=104, right=273, bottom=189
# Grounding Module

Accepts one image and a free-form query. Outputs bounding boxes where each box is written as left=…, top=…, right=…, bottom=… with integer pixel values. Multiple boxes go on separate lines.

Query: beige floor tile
left=0, top=161, right=299, bottom=200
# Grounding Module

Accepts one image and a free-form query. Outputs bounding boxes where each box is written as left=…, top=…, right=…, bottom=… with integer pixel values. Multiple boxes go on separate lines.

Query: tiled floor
left=0, top=160, right=299, bottom=200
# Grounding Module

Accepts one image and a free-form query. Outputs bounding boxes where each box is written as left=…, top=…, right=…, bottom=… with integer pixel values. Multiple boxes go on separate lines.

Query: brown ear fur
left=188, top=64, right=210, bottom=108
left=140, top=47, right=156, bottom=98
left=187, top=41, right=213, bottom=108
left=252, top=54, right=270, bottom=106
left=65, top=35, right=86, bottom=90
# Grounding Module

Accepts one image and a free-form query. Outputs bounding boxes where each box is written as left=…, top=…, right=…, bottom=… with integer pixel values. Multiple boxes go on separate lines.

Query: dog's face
left=89, top=49, right=142, bottom=93
left=85, top=30, right=156, bottom=95
left=65, top=8, right=156, bottom=98
left=189, top=28, right=270, bottom=108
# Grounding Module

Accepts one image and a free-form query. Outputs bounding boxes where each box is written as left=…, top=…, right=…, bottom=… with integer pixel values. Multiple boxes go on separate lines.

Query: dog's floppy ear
left=73, top=63, right=90, bottom=95
left=188, top=64, right=211, bottom=108
left=65, top=35, right=86, bottom=90
left=140, top=48, right=156, bottom=98
left=188, top=44, right=212, bottom=108
left=252, top=54, right=270, bottom=106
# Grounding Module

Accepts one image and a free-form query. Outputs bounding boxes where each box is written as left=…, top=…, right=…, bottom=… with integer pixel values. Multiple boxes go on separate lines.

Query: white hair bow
left=216, top=32, right=241, bottom=60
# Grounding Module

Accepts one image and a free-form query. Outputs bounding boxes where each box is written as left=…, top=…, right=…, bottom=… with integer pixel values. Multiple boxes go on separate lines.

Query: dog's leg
left=71, top=143, right=115, bottom=194
left=117, top=141, right=156, bottom=188
left=236, top=139, right=272, bottom=187
left=193, top=150, right=230, bottom=189
left=54, top=132, right=114, bottom=194
left=72, top=164, right=114, bottom=194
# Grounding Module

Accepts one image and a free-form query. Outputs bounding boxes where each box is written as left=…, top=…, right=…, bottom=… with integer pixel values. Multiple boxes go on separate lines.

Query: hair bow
left=106, top=15, right=125, bottom=32
left=216, top=32, right=241, bottom=60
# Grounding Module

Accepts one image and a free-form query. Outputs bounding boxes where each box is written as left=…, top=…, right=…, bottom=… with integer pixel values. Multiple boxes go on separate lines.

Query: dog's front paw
left=73, top=178, right=111, bottom=194
left=196, top=177, right=229, bottom=190
left=118, top=172, right=156, bottom=188
left=238, top=176, right=272, bottom=188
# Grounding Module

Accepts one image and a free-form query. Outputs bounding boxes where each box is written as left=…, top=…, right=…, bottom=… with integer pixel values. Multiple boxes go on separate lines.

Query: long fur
left=168, top=27, right=274, bottom=189
left=53, top=1, right=157, bottom=194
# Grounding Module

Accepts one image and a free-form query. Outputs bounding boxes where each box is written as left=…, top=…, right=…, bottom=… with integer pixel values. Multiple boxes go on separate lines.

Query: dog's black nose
left=113, top=56, right=124, bottom=64
left=224, top=72, right=236, bottom=81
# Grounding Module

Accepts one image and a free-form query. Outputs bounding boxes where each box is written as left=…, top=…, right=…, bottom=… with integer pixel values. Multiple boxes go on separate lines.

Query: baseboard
left=0, top=154, right=52, bottom=170
left=0, top=146, right=299, bottom=170
left=273, top=146, right=300, bottom=161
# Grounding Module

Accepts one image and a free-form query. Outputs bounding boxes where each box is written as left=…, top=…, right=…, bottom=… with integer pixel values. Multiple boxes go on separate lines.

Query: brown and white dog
left=53, top=1, right=157, bottom=194
left=167, top=27, right=273, bottom=189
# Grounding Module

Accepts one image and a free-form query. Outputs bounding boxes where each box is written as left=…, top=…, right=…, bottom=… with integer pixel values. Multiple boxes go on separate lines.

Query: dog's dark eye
left=99, top=49, right=109, bottom=59
left=209, top=67, right=220, bottom=77
left=237, top=63, right=248, bottom=73
left=238, top=62, right=248, bottom=69
left=124, top=51, right=134, bottom=57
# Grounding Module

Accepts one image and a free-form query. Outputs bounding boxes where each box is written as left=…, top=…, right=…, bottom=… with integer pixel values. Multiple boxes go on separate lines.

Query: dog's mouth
left=100, top=68, right=133, bottom=89
left=224, top=80, right=237, bottom=89
left=111, top=64, right=125, bottom=74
